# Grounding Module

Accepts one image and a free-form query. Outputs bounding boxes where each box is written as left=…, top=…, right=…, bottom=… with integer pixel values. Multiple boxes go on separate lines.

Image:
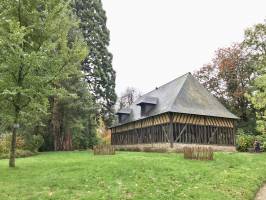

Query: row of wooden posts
left=111, top=115, right=235, bottom=147
left=111, top=123, right=235, bottom=146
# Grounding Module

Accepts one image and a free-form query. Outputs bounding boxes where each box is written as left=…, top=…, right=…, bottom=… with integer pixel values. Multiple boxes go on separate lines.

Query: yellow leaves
left=97, top=117, right=111, bottom=144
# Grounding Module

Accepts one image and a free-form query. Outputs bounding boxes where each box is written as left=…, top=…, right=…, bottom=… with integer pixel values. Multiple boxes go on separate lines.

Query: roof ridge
left=139, top=72, right=190, bottom=98
left=118, top=72, right=191, bottom=112
left=167, top=73, right=190, bottom=111
left=168, top=73, right=239, bottom=119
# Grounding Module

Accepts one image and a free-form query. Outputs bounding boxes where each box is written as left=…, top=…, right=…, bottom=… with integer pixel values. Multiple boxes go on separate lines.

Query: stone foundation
left=113, top=143, right=236, bottom=152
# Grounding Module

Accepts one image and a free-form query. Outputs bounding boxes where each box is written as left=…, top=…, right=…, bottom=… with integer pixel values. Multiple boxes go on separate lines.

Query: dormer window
left=137, top=97, right=158, bottom=117
left=116, top=108, right=131, bottom=124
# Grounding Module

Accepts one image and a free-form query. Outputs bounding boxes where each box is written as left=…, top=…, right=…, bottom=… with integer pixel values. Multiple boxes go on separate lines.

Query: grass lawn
left=1, top=151, right=266, bottom=200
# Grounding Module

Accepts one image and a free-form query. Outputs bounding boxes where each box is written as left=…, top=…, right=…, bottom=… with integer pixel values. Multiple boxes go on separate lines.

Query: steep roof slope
left=170, top=73, right=238, bottom=119
left=115, top=72, right=238, bottom=126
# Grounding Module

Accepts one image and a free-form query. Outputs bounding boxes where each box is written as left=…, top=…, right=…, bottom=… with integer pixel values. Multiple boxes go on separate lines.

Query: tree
left=97, top=117, right=111, bottom=144
left=193, top=63, right=224, bottom=101
left=48, top=75, right=98, bottom=151
left=0, top=0, right=87, bottom=167
left=213, top=44, right=255, bottom=121
left=72, top=0, right=117, bottom=126
left=244, top=21, right=266, bottom=134
left=118, top=87, right=142, bottom=109
left=194, top=43, right=256, bottom=132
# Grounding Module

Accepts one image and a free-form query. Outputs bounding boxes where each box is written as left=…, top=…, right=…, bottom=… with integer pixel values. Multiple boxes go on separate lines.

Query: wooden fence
left=183, top=146, right=214, bottom=160
left=93, top=144, right=115, bottom=155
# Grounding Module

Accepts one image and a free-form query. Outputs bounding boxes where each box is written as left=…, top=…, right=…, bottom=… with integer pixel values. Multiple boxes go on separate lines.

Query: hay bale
left=93, top=144, right=115, bottom=155
left=183, top=146, right=213, bottom=160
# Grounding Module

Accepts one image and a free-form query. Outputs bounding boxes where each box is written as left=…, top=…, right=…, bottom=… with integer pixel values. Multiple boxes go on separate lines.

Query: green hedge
left=236, top=130, right=266, bottom=152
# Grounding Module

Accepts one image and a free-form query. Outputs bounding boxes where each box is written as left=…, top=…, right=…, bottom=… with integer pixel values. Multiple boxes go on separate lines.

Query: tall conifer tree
left=72, top=0, right=117, bottom=126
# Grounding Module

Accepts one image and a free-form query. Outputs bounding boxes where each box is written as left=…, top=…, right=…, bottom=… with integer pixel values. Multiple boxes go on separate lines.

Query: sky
left=102, top=0, right=266, bottom=95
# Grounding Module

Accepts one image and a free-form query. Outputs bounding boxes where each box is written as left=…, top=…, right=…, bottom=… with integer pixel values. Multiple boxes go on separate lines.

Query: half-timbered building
left=110, top=73, right=238, bottom=149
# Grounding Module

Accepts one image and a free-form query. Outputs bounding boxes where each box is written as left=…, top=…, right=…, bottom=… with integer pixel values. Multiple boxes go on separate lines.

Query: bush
left=0, top=133, right=43, bottom=160
left=24, top=134, right=44, bottom=152
left=263, top=142, right=266, bottom=151
left=0, top=133, right=42, bottom=160
left=0, top=134, right=25, bottom=154
left=0, top=150, right=36, bottom=159
left=236, top=134, right=254, bottom=152
left=236, top=133, right=266, bottom=152
left=0, top=135, right=10, bottom=154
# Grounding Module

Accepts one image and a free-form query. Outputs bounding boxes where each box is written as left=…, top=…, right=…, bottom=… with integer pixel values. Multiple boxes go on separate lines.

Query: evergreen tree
left=47, top=75, right=99, bottom=151
left=72, top=0, right=117, bottom=126
left=0, top=0, right=87, bottom=167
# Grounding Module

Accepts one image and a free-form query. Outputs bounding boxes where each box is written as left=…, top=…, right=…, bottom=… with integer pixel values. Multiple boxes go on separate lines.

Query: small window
left=118, top=114, right=129, bottom=123
left=116, top=108, right=131, bottom=124
left=140, top=104, right=155, bottom=117
left=137, top=97, right=158, bottom=117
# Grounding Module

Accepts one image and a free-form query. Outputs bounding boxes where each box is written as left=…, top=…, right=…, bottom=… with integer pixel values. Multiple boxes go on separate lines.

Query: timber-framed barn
left=110, top=73, right=238, bottom=148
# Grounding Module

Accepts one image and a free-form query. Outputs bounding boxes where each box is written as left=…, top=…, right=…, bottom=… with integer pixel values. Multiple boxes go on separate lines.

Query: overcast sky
left=102, top=0, right=265, bottom=95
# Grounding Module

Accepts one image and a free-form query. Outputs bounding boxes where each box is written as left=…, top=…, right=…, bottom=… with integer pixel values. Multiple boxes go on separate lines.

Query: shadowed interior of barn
left=110, top=73, right=238, bottom=148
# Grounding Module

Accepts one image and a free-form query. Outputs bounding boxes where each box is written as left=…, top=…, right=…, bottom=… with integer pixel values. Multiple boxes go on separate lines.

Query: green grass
left=0, top=151, right=266, bottom=200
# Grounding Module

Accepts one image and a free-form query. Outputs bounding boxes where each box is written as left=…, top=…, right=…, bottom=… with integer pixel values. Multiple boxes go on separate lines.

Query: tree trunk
left=64, top=128, right=72, bottom=151
left=9, top=111, right=19, bottom=168
left=9, top=127, right=17, bottom=167
left=51, top=97, right=60, bottom=151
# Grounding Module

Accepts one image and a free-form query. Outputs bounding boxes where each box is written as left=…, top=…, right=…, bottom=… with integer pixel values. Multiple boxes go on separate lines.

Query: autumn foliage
left=97, top=117, right=111, bottom=144
left=194, top=43, right=256, bottom=133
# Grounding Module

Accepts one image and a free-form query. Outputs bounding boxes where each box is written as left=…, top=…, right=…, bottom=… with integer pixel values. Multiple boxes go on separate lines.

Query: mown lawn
left=0, top=151, right=266, bottom=200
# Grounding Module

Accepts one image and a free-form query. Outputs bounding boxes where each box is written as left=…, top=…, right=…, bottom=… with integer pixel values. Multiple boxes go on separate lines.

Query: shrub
left=236, top=133, right=266, bottom=152
left=256, top=135, right=266, bottom=152
left=24, top=134, right=44, bottom=152
left=0, top=134, right=26, bottom=154
left=262, top=142, right=266, bottom=151
left=0, top=133, right=43, bottom=160
left=236, top=134, right=254, bottom=152
left=0, top=135, right=10, bottom=154
left=0, top=150, right=36, bottom=159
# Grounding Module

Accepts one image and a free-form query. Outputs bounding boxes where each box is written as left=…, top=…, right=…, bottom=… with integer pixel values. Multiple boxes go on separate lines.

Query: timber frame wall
left=111, top=113, right=236, bottom=147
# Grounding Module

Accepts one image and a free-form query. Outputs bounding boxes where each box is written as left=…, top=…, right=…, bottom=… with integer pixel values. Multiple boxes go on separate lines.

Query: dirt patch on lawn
left=255, top=184, right=266, bottom=200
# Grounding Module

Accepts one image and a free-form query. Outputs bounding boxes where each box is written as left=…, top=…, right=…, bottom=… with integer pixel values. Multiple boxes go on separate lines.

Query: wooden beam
left=208, top=127, right=218, bottom=144
left=161, top=125, right=169, bottom=142
left=169, top=113, right=174, bottom=148
left=175, top=124, right=187, bottom=142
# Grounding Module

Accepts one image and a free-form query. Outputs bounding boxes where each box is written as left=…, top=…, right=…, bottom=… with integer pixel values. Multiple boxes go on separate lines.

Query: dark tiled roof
left=136, top=96, right=158, bottom=105
left=116, top=107, right=131, bottom=114
left=114, top=73, right=238, bottom=127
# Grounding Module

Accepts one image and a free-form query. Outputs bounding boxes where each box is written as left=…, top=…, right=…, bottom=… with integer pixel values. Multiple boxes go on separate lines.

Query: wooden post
left=233, top=120, right=237, bottom=145
left=169, top=112, right=174, bottom=148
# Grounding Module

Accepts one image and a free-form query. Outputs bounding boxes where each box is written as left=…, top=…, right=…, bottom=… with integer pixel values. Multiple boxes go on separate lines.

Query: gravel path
left=255, top=184, right=266, bottom=200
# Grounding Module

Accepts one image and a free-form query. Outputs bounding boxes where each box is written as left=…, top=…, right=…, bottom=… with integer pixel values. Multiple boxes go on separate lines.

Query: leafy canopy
left=0, top=0, right=88, bottom=128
